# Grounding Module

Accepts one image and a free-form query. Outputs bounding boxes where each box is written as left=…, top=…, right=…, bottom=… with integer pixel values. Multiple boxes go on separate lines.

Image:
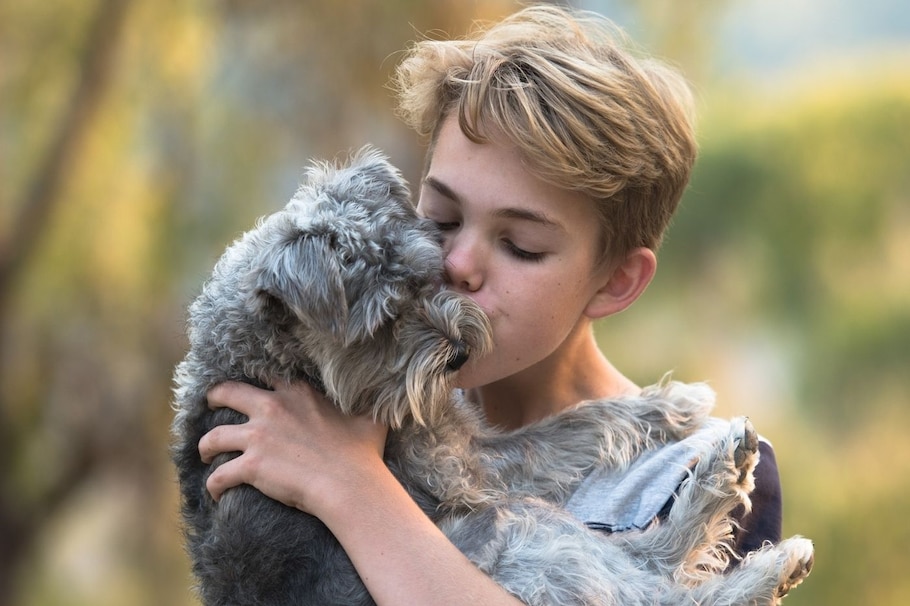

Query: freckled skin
left=417, top=117, right=625, bottom=426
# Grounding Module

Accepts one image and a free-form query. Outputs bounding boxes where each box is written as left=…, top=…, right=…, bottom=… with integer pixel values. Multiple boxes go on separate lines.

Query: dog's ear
left=343, top=277, right=407, bottom=344
left=246, top=234, right=348, bottom=338
left=347, top=146, right=411, bottom=204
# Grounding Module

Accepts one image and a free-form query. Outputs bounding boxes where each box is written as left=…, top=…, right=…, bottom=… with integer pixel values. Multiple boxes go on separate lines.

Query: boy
left=200, top=6, right=781, bottom=604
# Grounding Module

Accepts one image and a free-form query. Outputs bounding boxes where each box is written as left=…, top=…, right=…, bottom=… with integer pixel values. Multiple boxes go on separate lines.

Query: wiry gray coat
left=171, top=148, right=813, bottom=605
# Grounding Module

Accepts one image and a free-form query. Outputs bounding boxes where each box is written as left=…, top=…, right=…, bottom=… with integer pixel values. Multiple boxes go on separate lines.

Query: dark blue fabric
left=731, top=440, right=783, bottom=555
left=653, top=439, right=783, bottom=561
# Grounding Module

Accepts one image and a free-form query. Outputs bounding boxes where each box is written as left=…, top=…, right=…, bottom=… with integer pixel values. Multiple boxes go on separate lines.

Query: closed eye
left=502, top=239, right=546, bottom=262
left=434, top=221, right=460, bottom=232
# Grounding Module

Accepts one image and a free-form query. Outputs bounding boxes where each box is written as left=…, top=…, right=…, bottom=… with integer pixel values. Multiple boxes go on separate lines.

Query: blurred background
left=1, top=0, right=907, bottom=604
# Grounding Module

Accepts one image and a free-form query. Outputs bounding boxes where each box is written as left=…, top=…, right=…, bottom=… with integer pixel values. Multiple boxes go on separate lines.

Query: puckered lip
left=434, top=281, right=485, bottom=310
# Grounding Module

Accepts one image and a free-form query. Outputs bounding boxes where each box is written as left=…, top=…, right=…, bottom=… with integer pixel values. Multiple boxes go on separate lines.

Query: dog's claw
left=731, top=417, right=759, bottom=484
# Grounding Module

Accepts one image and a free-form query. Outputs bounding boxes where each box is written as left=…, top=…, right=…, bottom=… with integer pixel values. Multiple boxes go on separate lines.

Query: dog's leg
left=614, top=417, right=760, bottom=582
left=441, top=495, right=812, bottom=606
left=686, top=536, right=815, bottom=606
left=442, top=498, right=680, bottom=606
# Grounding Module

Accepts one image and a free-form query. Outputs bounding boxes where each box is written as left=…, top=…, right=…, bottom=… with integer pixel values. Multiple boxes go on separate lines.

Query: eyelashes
left=434, top=221, right=460, bottom=232
left=502, top=239, right=546, bottom=262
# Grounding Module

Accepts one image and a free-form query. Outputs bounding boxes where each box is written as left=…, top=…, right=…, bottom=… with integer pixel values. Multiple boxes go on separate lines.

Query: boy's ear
left=584, top=247, right=657, bottom=320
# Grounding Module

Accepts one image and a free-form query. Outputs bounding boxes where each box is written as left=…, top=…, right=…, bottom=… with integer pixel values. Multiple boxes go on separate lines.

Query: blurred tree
left=0, top=0, right=131, bottom=317
left=0, top=0, right=134, bottom=600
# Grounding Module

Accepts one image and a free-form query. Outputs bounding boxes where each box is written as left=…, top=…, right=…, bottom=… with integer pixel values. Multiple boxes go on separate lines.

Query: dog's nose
left=446, top=341, right=470, bottom=371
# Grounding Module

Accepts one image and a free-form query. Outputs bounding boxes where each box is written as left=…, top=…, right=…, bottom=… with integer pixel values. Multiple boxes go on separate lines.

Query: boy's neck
left=470, top=326, right=639, bottom=430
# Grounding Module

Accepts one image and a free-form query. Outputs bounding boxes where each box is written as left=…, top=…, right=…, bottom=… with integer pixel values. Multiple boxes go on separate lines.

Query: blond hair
left=393, top=5, right=697, bottom=260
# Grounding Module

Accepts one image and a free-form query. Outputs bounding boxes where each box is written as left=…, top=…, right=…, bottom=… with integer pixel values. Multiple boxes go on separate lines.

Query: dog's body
left=172, top=148, right=812, bottom=605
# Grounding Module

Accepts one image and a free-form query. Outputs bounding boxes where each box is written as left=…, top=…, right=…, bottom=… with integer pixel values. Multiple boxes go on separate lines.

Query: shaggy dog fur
left=171, top=147, right=813, bottom=605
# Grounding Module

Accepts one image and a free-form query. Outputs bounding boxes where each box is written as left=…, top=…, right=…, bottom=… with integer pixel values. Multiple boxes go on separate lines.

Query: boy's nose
left=442, top=235, right=483, bottom=293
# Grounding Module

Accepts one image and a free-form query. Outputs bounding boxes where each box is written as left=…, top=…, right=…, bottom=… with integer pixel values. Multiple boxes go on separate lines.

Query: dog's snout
left=445, top=341, right=470, bottom=372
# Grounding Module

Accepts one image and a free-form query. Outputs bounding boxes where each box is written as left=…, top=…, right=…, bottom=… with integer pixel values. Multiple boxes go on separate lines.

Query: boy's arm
left=320, top=459, right=527, bottom=606
left=202, top=381, right=526, bottom=606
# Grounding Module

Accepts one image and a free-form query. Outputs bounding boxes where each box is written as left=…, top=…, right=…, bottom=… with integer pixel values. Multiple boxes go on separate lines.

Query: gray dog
left=171, top=147, right=813, bottom=605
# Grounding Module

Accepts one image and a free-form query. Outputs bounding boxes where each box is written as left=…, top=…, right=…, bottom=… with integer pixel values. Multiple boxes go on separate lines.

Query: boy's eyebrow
left=423, top=176, right=461, bottom=204
left=493, top=207, right=564, bottom=232
left=423, top=176, right=565, bottom=232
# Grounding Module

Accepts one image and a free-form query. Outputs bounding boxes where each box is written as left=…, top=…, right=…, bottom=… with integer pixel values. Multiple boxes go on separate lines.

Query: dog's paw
left=773, top=537, right=814, bottom=599
left=729, top=416, right=759, bottom=486
left=699, top=536, right=814, bottom=605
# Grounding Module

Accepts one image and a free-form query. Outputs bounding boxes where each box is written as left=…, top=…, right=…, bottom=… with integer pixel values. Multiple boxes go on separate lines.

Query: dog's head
left=243, top=147, right=491, bottom=427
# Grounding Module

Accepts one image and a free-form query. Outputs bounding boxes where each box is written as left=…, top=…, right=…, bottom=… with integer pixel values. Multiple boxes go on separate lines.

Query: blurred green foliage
left=1, top=0, right=907, bottom=604
left=664, top=85, right=910, bottom=430
left=607, top=80, right=910, bottom=606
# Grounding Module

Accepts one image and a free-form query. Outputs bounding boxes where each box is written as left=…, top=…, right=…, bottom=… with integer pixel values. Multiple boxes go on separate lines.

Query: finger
left=198, top=423, right=247, bottom=464
left=205, top=457, right=246, bottom=502
left=207, top=381, right=265, bottom=414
